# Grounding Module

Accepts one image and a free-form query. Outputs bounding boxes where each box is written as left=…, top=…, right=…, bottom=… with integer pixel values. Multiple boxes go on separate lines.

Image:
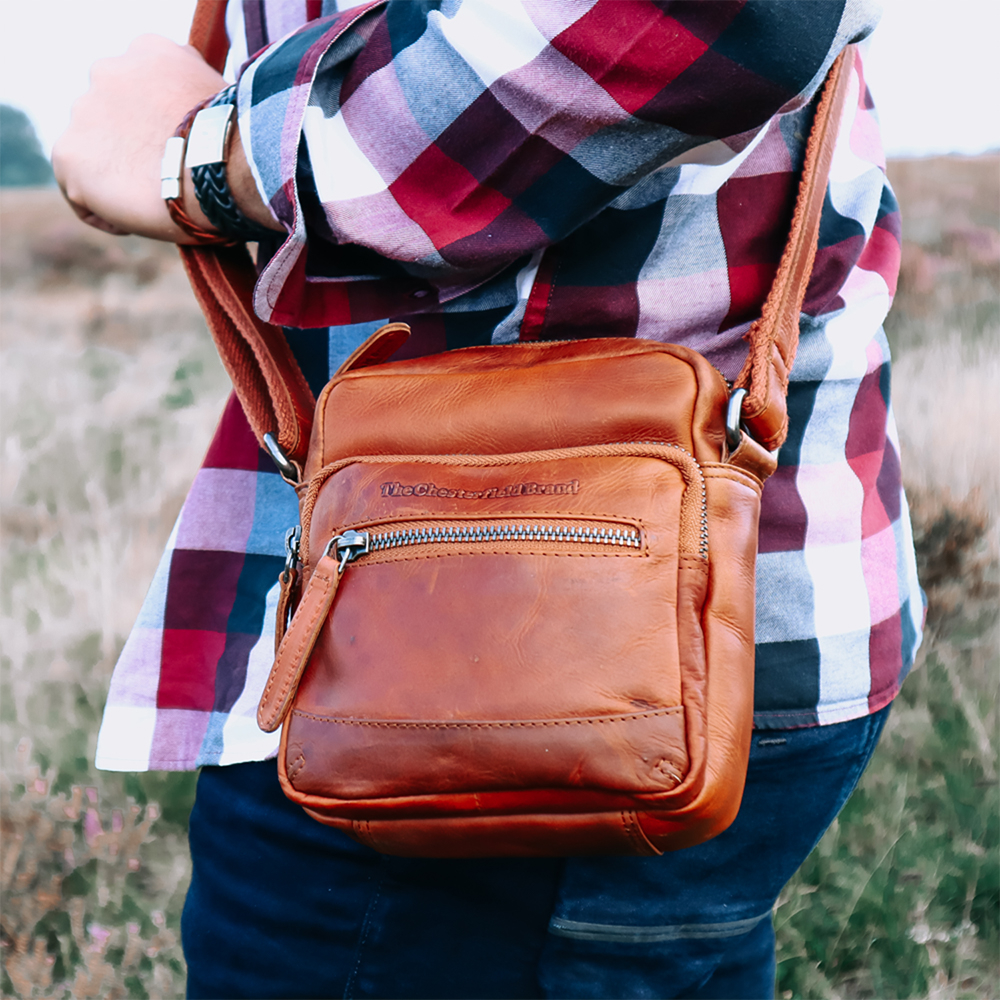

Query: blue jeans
left=182, top=706, right=889, bottom=999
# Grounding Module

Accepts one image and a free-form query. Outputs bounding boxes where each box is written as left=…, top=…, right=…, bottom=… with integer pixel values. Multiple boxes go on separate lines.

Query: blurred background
left=1, top=2, right=997, bottom=997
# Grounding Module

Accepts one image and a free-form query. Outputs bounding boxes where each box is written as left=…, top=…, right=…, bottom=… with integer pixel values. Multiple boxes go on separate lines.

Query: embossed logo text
left=380, top=479, right=580, bottom=500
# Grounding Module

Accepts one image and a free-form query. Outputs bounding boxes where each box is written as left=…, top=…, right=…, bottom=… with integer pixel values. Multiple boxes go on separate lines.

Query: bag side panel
left=638, top=465, right=761, bottom=850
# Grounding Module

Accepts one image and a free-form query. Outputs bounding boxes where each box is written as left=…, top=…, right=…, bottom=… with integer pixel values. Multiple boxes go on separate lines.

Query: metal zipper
left=283, top=524, right=301, bottom=580
left=608, top=441, right=708, bottom=559
left=305, top=440, right=709, bottom=568
left=326, top=519, right=642, bottom=572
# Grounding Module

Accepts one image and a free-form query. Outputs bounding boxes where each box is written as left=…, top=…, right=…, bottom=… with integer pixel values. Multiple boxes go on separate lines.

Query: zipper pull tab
left=283, top=525, right=302, bottom=581
left=275, top=525, right=303, bottom=655
left=325, top=529, right=370, bottom=573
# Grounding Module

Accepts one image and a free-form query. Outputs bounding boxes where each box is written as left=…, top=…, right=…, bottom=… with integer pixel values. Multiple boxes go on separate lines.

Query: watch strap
left=192, top=161, right=276, bottom=242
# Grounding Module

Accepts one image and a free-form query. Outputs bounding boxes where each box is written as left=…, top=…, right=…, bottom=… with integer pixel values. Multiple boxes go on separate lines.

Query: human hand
left=52, top=35, right=226, bottom=242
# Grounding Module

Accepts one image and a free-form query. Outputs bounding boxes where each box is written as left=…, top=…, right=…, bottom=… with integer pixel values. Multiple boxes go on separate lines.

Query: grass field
left=2, top=156, right=998, bottom=999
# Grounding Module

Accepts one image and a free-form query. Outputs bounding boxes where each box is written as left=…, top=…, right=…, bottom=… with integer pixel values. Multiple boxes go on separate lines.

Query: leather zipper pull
left=273, top=565, right=299, bottom=656
left=257, top=553, right=344, bottom=733
left=258, top=531, right=371, bottom=733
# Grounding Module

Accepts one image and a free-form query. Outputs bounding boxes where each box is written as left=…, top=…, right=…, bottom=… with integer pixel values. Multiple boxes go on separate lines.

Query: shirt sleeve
left=236, top=0, right=881, bottom=325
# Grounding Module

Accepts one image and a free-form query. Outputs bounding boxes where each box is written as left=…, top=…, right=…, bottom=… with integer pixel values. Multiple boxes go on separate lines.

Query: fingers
left=79, top=213, right=133, bottom=237
left=52, top=129, right=133, bottom=237
left=50, top=32, right=227, bottom=242
left=61, top=192, right=133, bottom=236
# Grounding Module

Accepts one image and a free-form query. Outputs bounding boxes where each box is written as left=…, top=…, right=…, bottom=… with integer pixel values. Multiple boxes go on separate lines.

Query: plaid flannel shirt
left=96, top=0, right=924, bottom=772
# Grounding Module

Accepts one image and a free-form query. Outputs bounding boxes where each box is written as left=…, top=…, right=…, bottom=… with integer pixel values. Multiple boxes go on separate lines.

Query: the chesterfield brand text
left=380, top=480, right=580, bottom=499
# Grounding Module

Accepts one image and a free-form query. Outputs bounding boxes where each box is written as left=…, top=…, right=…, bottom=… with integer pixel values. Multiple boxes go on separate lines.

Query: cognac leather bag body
left=182, top=2, right=853, bottom=857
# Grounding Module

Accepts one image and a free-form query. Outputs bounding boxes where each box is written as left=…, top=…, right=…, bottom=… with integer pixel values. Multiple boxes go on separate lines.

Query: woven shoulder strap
left=182, top=0, right=854, bottom=460
left=731, top=46, right=854, bottom=449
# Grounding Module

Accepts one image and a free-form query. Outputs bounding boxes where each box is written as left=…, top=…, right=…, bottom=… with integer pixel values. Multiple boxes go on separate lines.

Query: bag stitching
left=290, top=707, right=683, bottom=728
left=286, top=753, right=306, bottom=781
left=347, top=548, right=650, bottom=565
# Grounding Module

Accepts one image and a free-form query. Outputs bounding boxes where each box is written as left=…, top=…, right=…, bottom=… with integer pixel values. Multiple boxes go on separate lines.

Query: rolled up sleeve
left=236, top=0, right=880, bottom=325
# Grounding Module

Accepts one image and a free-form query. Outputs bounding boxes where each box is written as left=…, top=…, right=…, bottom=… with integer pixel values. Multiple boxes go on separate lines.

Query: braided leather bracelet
left=191, top=160, right=275, bottom=242
left=189, top=87, right=276, bottom=243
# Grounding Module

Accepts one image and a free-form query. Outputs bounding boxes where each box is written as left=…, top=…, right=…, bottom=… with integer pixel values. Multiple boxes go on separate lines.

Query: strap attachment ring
left=725, top=388, right=748, bottom=451
left=264, top=432, right=301, bottom=485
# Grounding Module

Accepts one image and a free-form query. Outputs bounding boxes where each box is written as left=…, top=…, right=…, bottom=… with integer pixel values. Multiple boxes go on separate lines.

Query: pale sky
left=1, top=0, right=998, bottom=159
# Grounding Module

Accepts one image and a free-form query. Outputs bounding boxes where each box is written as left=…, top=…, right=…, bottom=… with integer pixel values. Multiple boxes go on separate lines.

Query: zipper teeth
left=306, top=441, right=709, bottom=562
left=369, top=523, right=642, bottom=552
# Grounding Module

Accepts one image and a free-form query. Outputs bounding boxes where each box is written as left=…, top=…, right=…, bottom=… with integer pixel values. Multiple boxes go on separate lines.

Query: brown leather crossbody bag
left=182, top=3, right=853, bottom=857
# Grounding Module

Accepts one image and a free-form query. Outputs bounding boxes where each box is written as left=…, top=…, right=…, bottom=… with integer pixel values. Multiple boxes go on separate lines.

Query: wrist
left=182, top=166, right=218, bottom=235
left=225, top=132, right=284, bottom=232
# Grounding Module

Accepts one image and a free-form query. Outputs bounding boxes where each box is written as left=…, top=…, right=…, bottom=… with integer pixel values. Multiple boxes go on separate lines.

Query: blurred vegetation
left=1, top=156, right=998, bottom=998
left=884, top=156, right=999, bottom=355
left=1, top=190, right=228, bottom=998
left=0, top=107, right=53, bottom=189
left=775, top=504, right=998, bottom=1000
left=774, top=156, right=999, bottom=1000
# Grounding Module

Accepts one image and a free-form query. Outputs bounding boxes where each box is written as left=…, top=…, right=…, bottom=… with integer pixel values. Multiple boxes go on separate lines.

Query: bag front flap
left=306, top=336, right=730, bottom=480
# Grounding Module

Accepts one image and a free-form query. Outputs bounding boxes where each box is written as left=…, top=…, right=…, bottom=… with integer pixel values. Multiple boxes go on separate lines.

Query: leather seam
left=347, top=548, right=649, bottom=564
left=312, top=445, right=701, bottom=474
left=289, top=707, right=683, bottom=728
left=702, top=466, right=764, bottom=491
left=619, top=810, right=634, bottom=848
left=347, top=510, right=647, bottom=527
left=620, top=811, right=653, bottom=855
left=335, top=337, right=684, bottom=365
left=678, top=555, right=708, bottom=570
left=352, top=818, right=377, bottom=851
left=702, top=466, right=759, bottom=480
left=286, top=753, right=306, bottom=781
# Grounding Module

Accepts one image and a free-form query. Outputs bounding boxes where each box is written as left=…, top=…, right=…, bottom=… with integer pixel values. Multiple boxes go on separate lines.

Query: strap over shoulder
left=733, top=46, right=856, bottom=451
left=188, top=0, right=229, bottom=74
left=181, top=0, right=388, bottom=473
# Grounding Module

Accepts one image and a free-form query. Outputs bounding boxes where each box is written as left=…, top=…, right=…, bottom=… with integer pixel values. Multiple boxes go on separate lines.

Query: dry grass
left=2, top=156, right=998, bottom=998
left=893, top=337, right=999, bottom=523
left=1, top=189, right=229, bottom=999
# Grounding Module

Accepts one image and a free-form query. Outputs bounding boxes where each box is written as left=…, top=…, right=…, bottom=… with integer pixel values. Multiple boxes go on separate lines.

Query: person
left=53, top=2, right=924, bottom=997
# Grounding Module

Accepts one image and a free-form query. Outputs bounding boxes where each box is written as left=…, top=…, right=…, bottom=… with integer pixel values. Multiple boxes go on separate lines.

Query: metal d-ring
left=282, top=525, right=301, bottom=581
left=263, top=433, right=300, bottom=485
left=725, top=388, right=747, bottom=451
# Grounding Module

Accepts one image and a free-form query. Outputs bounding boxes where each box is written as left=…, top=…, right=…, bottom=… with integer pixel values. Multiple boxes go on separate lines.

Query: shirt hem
left=754, top=681, right=901, bottom=731
left=97, top=687, right=904, bottom=771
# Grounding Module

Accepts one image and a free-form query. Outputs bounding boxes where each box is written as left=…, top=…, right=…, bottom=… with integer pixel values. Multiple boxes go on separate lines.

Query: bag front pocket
left=273, top=445, right=709, bottom=811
